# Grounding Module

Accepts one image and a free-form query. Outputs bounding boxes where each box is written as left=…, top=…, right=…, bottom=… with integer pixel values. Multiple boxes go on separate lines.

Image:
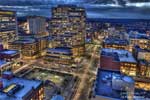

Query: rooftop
left=27, top=16, right=46, bottom=19
left=47, top=47, right=72, bottom=54
left=104, top=38, right=129, bottom=45
left=13, top=38, right=36, bottom=44
left=0, top=60, right=8, bottom=67
left=0, top=75, right=42, bottom=100
left=95, top=69, right=134, bottom=100
left=51, top=95, right=64, bottom=100
left=0, top=60, right=11, bottom=69
left=101, top=48, right=137, bottom=63
left=134, top=45, right=150, bottom=52
left=56, top=5, right=84, bottom=10
left=139, top=60, right=148, bottom=65
left=0, top=10, right=15, bottom=16
left=0, top=50, right=19, bottom=55
left=129, top=33, right=150, bottom=40
left=48, top=36, right=53, bottom=41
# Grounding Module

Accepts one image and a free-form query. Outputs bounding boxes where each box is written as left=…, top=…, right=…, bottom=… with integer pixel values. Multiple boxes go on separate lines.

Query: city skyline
left=0, top=1, right=150, bottom=100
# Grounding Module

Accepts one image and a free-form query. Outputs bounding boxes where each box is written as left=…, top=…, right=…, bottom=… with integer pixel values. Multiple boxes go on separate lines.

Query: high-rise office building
left=27, top=16, right=46, bottom=37
left=50, top=5, right=86, bottom=57
left=0, top=10, right=18, bottom=49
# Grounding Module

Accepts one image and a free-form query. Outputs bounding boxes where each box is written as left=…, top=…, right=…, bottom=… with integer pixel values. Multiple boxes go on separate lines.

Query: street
left=13, top=43, right=99, bottom=100
left=73, top=45, right=99, bottom=100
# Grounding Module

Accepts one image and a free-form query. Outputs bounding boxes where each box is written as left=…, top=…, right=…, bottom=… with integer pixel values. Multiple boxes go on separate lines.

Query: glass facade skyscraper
left=0, top=10, right=18, bottom=49
left=50, top=5, right=86, bottom=56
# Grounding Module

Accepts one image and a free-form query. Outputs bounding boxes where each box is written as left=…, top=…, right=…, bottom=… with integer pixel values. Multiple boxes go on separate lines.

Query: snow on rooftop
left=13, top=38, right=36, bottom=44
left=51, top=95, right=64, bottom=100
left=95, top=69, right=123, bottom=99
left=0, top=77, right=42, bottom=100
left=95, top=69, right=134, bottom=99
left=0, top=50, right=18, bottom=55
left=129, top=33, right=150, bottom=40
left=0, top=60, right=11, bottom=68
left=101, top=48, right=137, bottom=63
left=123, top=76, right=134, bottom=83
left=0, top=60, right=7, bottom=66
left=104, top=38, right=129, bottom=45
left=47, top=47, right=72, bottom=54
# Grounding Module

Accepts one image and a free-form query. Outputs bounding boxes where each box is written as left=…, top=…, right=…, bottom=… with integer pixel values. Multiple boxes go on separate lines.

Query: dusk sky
left=0, top=0, right=150, bottom=18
